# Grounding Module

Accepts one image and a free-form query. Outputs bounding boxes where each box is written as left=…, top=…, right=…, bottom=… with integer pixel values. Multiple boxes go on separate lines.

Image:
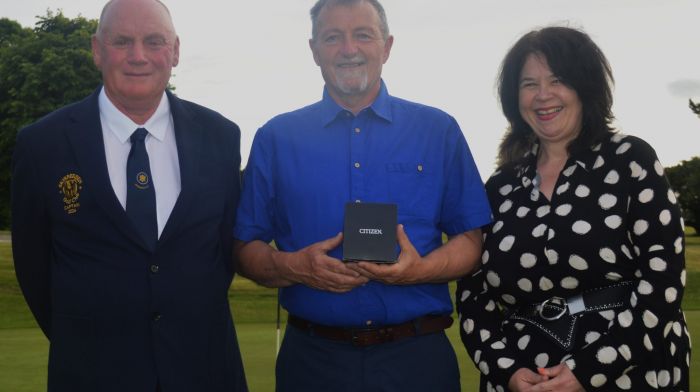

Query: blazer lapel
left=65, top=88, right=150, bottom=249
left=158, top=91, right=203, bottom=245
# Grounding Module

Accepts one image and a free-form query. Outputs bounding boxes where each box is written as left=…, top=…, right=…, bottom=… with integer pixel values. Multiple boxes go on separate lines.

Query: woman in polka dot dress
left=457, top=27, right=690, bottom=391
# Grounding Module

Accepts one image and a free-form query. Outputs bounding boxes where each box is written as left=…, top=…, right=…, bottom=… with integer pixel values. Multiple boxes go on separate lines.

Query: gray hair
left=310, top=0, right=390, bottom=41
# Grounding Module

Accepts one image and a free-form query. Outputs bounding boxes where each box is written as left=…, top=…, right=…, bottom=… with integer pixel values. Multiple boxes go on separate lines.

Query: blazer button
left=150, top=264, right=159, bottom=274
left=152, top=312, right=162, bottom=322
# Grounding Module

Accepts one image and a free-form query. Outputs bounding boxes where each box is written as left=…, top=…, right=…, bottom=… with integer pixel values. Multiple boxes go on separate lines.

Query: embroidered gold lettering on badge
left=58, top=173, right=83, bottom=214
left=134, top=171, right=150, bottom=190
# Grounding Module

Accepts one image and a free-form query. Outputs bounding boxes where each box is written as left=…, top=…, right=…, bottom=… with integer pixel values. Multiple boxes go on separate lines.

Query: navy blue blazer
left=11, top=88, right=248, bottom=391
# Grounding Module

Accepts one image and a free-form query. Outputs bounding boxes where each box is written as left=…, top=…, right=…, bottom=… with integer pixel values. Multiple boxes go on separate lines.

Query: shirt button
left=366, top=320, right=373, bottom=326
left=354, top=127, right=361, bottom=133
left=354, top=162, right=360, bottom=168
left=417, top=164, right=423, bottom=172
left=152, top=312, right=161, bottom=322
left=150, top=265, right=159, bottom=273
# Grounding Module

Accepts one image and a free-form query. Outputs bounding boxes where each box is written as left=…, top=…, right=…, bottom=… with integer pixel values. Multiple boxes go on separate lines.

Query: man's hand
left=347, top=224, right=425, bottom=285
left=235, top=234, right=367, bottom=292
left=348, top=224, right=482, bottom=285
left=281, top=233, right=369, bottom=293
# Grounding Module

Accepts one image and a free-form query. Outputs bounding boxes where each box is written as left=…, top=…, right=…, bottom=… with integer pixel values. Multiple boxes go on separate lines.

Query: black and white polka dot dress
left=457, top=134, right=690, bottom=391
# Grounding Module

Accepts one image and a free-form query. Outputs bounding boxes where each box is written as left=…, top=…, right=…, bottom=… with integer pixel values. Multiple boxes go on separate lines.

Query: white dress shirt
left=98, top=88, right=181, bottom=237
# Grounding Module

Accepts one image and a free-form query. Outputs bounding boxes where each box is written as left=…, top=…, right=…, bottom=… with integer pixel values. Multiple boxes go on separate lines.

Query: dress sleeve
left=458, top=268, right=531, bottom=389
left=570, top=136, right=687, bottom=388
left=456, top=172, right=526, bottom=389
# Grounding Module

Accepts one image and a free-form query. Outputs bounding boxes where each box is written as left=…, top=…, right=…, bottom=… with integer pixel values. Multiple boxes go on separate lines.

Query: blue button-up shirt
left=235, top=81, right=491, bottom=327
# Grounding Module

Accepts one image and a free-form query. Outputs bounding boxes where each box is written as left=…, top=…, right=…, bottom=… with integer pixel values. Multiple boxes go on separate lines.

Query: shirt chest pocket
left=385, top=162, right=438, bottom=219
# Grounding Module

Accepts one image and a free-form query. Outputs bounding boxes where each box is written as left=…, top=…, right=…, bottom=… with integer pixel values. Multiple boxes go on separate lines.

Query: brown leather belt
left=287, top=314, right=453, bottom=347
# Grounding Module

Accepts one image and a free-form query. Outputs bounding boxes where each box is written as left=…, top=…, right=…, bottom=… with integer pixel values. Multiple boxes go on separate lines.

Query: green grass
left=0, top=242, right=38, bottom=329
left=685, top=231, right=700, bottom=270
left=1, top=235, right=698, bottom=391
left=229, top=276, right=280, bottom=324
left=684, top=232, right=700, bottom=312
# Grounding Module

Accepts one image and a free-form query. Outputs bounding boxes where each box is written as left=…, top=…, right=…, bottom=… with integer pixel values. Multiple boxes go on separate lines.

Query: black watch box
left=342, top=202, right=398, bottom=263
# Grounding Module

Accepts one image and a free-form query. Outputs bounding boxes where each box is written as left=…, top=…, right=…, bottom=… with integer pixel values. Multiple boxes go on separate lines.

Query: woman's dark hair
left=496, top=26, right=615, bottom=167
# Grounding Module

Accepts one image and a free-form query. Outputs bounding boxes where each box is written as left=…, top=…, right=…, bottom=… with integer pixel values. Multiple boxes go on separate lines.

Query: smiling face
left=92, top=0, right=179, bottom=117
left=518, top=53, right=583, bottom=148
left=310, top=0, right=393, bottom=111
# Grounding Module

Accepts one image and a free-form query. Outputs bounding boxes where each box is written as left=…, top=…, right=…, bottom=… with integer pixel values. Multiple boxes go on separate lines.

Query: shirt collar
left=98, top=87, right=171, bottom=143
left=319, top=79, right=393, bottom=126
left=574, top=140, right=604, bottom=171
left=514, top=139, right=601, bottom=189
left=368, top=80, right=392, bottom=122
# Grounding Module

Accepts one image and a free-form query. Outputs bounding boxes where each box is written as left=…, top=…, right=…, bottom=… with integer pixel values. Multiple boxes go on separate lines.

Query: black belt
left=288, top=314, right=453, bottom=347
left=507, top=281, right=633, bottom=351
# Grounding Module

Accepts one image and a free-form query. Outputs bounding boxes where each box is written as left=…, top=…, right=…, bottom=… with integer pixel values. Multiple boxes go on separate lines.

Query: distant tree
left=0, top=11, right=102, bottom=229
left=666, top=157, right=700, bottom=234
left=691, top=99, right=700, bottom=118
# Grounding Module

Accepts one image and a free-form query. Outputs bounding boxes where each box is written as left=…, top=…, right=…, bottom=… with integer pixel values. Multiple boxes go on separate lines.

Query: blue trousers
left=276, top=324, right=460, bottom=392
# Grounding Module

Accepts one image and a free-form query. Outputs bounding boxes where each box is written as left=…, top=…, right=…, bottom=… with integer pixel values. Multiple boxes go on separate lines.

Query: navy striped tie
left=126, top=128, right=157, bottom=250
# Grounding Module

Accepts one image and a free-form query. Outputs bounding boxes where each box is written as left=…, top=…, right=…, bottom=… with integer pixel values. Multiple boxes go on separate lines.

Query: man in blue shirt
left=234, top=0, right=491, bottom=390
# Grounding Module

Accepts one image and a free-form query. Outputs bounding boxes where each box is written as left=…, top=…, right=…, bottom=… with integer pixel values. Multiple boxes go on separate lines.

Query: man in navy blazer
left=10, top=0, right=247, bottom=390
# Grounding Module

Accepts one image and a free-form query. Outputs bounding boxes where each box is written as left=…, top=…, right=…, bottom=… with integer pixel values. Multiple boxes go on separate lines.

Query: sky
left=4, top=0, right=699, bottom=178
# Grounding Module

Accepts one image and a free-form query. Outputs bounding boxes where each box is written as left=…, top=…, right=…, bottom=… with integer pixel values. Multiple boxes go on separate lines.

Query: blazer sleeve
left=11, top=128, right=52, bottom=338
left=222, top=120, right=241, bottom=276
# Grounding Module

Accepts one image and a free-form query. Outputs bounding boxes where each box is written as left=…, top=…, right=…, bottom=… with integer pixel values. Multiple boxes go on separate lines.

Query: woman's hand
left=508, top=367, right=545, bottom=391
left=527, top=364, right=585, bottom=392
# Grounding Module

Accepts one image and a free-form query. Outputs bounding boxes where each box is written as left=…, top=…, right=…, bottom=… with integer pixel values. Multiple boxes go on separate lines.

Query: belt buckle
left=350, top=328, right=367, bottom=346
left=350, top=331, right=361, bottom=346
left=538, top=296, right=568, bottom=321
left=350, top=327, right=382, bottom=346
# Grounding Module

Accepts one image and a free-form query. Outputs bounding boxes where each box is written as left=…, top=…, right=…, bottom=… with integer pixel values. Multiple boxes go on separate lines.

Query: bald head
left=96, top=0, right=176, bottom=39
left=91, top=0, right=180, bottom=123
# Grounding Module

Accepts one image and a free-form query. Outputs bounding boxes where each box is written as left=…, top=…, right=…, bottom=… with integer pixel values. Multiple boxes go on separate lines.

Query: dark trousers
left=276, top=324, right=460, bottom=392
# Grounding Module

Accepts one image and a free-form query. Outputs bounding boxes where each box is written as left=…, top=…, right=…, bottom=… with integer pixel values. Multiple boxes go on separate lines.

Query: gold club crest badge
left=135, top=171, right=150, bottom=189
left=58, top=173, right=82, bottom=214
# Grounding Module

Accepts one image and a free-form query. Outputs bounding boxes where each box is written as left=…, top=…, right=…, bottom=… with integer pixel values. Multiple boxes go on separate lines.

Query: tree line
left=0, top=12, right=697, bottom=233
left=0, top=11, right=102, bottom=229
